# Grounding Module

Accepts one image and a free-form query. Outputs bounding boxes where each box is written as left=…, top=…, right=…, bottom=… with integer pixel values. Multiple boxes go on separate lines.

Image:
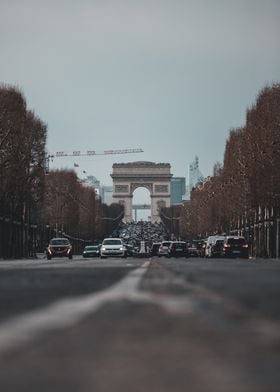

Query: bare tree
left=0, top=85, right=47, bottom=257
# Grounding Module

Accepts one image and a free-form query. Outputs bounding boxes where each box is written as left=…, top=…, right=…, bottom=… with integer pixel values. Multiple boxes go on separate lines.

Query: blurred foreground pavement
left=0, top=257, right=279, bottom=392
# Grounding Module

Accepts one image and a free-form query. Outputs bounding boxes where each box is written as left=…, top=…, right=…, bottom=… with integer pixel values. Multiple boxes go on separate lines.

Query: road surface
left=0, top=256, right=279, bottom=392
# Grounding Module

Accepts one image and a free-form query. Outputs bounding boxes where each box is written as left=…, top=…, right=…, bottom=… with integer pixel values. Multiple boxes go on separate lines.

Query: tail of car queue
left=46, top=232, right=250, bottom=260
left=204, top=235, right=249, bottom=259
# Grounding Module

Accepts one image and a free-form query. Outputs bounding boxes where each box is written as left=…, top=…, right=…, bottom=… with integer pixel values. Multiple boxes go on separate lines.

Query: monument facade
left=111, top=161, right=172, bottom=223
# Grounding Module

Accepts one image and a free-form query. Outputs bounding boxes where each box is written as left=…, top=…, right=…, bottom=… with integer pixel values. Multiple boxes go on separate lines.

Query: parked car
left=100, top=238, right=126, bottom=258
left=168, top=241, right=189, bottom=258
left=46, top=237, right=73, bottom=260
left=205, top=235, right=225, bottom=257
left=82, top=245, right=100, bottom=258
left=150, top=242, right=161, bottom=257
left=158, top=241, right=172, bottom=257
left=221, top=236, right=249, bottom=258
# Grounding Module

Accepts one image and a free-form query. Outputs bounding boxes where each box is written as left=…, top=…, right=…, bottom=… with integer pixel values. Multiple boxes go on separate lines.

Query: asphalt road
left=0, top=255, right=280, bottom=392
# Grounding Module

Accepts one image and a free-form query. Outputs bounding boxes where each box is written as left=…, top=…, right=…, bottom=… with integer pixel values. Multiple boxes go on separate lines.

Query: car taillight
left=223, top=244, right=231, bottom=248
left=242, top=244, right=249, bottom=248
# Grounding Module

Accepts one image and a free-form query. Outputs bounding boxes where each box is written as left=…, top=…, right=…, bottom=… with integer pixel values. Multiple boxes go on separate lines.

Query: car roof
left=225, top=236, right=246, bottom=240
left=103, top=237, right=122, bottom=240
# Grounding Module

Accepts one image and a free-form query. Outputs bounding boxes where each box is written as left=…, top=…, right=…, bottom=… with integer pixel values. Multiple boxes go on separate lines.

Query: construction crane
left=44, top=148, right=144, bottom=173
left=47, top=148, right=143, bottom=159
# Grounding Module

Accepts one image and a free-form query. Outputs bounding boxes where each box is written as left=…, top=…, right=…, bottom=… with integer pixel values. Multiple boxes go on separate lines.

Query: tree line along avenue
left=1, top=83, right=280, bottom=259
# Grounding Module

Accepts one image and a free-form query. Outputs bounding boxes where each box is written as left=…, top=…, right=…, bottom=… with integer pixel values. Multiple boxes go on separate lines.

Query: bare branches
left=0, top=85, right=47, bottom=258
left=181, top=83, right=280, bottom=242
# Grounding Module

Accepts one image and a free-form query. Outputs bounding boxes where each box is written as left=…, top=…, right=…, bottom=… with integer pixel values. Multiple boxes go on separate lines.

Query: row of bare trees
left=179, top=83, right=280, bottom=257
left=41, top=169, right=124, bottom=254
left=0, top=85, right=123, bottom=258
left=0, top=86, right=47, bottom=258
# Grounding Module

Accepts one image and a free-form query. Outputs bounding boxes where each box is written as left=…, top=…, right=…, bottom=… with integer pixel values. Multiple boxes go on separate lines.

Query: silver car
left=158, top=241, right=172, bottom=257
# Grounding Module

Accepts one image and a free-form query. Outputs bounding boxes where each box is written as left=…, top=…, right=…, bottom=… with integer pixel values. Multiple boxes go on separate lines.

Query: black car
left=221, top=236, right=249, bottom=258
left=150, top=242, right=161, bottom=257
left=124, top=243, right=134, bottom=257
left=47, top=237, right=73, bottom=260
left=82, top=245, right=100, bottom=258
left=209, top=238, right=225, bottom=258
left=187, top=244, right=199, bottom=257
left=168, top=241, right=189, bottom=258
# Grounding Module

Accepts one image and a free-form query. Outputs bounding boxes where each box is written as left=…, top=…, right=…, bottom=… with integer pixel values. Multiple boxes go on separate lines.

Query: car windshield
left=162, top=242, right=171, bottom=247
left=174, top=242, right=186, bottom=249
left=227, top=238, right=246, bottom=245
left=103, top=239, right=122, bottom=245
left=50, top=239, right=70, bottom=246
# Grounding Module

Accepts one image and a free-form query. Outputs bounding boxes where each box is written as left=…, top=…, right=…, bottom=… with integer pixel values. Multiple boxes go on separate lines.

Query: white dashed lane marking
left=0, top=261, right=151, bottom=355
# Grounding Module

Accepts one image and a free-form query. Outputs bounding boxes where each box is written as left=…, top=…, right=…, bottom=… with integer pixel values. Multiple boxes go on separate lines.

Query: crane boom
left=47, top=148, right=143, bottom=158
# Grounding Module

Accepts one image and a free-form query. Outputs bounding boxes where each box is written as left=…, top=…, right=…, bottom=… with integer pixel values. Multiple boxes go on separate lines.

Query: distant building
left=185, top=156, right=204, bottom=200
left=83, top=175, right=100, bottom=189
left=100, top=186, right=113, bottom=205
left=171, top=177, right=186, bottom=205
left=82, top=176, right=113, bottom=205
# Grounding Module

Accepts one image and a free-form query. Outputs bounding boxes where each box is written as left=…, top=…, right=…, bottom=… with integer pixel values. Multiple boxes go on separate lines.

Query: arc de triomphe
left=111, top=161, right=172, bottom=223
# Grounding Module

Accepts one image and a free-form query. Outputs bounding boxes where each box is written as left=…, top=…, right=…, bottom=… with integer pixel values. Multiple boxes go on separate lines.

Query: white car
left=158, top=241, right=172, bottom=257
left=205, top=235, right=225, bottom=257
left=100, top=238, right=126, bottom=258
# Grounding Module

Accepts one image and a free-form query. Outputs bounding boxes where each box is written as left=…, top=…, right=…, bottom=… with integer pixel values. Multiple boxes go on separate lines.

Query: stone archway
left=111, top=162, right=172, bottom=223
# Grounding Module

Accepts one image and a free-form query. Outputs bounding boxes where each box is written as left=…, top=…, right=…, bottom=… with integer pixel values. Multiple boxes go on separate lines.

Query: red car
left=47, top=238, right=73, bottom=260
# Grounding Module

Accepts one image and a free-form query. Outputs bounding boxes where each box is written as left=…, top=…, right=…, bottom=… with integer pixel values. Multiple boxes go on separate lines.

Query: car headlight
left=102, top=247, right=106, bottom=251
left=120, top=247, right=124, bottom=251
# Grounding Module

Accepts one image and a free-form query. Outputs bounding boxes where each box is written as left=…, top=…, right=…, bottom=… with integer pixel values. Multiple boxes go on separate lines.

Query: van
left=205, top=235, right=225, bottom=258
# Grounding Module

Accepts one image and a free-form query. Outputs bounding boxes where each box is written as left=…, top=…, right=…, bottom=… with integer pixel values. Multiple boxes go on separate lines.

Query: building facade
left=171, top=177, right=186, bottom=205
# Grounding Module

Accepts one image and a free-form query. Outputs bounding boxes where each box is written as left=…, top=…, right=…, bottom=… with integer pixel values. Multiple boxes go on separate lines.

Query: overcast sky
left=1, top=0, right=280, bottom=195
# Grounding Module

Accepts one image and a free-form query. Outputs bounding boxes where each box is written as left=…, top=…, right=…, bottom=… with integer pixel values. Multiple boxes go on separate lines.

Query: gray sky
left=1, top=0, right=280, bottom=198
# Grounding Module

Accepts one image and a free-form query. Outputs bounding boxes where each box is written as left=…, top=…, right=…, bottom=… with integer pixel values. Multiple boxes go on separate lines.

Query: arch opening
left=132, top=187, right=151, bottom=222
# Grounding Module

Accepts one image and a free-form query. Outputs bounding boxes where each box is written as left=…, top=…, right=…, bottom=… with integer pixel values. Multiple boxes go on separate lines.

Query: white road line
left=0, top=261, right=151, bottom=355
